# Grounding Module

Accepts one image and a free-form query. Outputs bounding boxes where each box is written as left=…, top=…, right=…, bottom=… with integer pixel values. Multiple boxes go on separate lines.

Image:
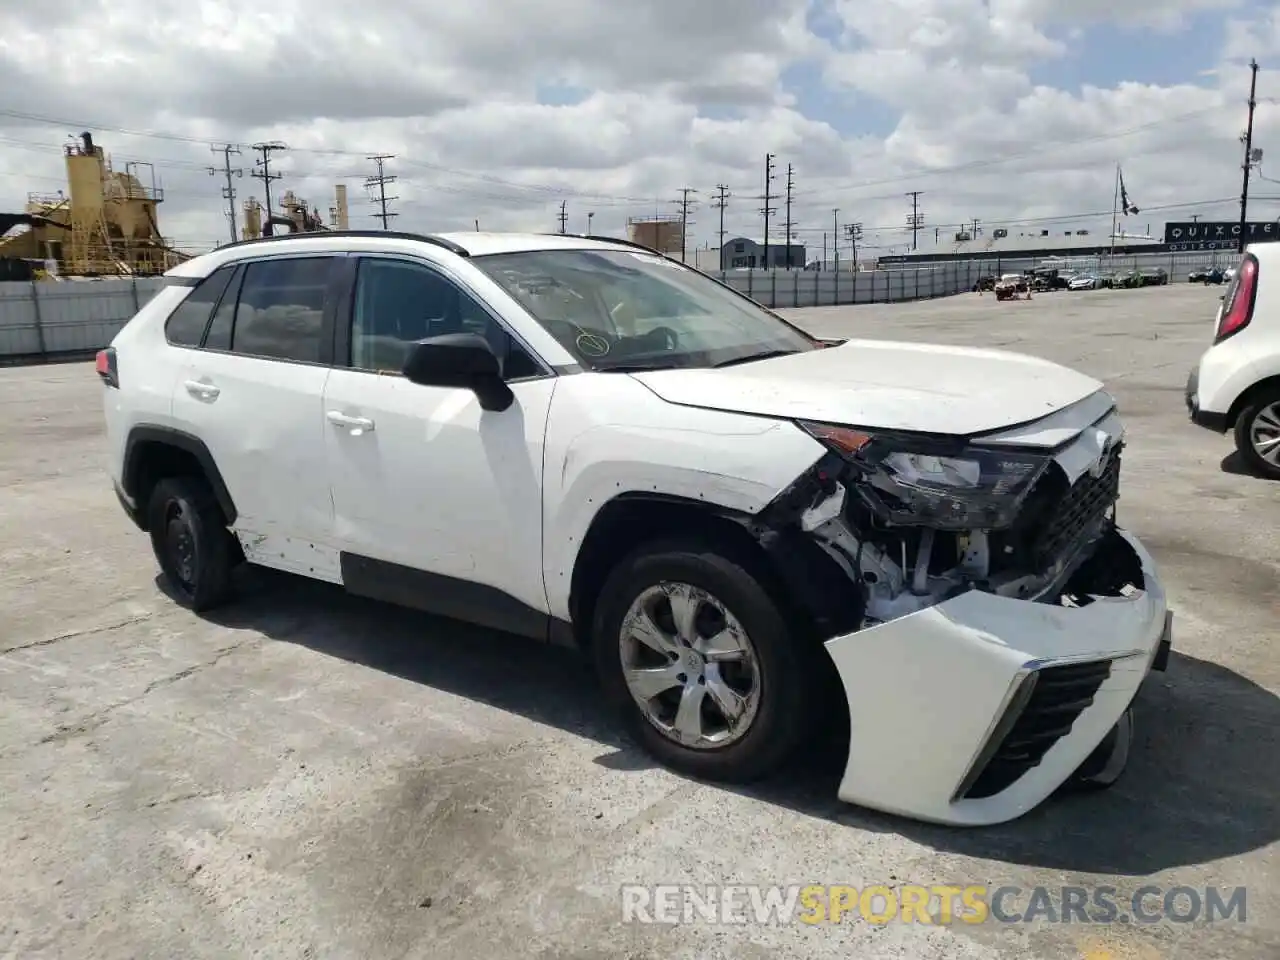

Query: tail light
left=1215, top=253, right=1258, bottom=343
left=95, top=347, right=118, bottom=388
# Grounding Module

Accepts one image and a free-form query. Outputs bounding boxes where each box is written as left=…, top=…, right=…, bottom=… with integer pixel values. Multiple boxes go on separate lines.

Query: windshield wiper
left=711, top=349, right=800, bottom=369
left=597, top=361, right=681, bottom=372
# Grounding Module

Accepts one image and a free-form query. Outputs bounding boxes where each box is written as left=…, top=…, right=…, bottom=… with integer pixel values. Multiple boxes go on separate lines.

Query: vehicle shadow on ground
left=190, top=568, right=1280, bottom=878
left=1219, top=450, right=1277, bottom=481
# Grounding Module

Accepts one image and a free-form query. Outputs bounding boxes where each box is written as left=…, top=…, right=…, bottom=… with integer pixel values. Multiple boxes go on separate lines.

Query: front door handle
left=184, top=379, right=220, bottom=401
left=326, top=411, right=375, bottom=434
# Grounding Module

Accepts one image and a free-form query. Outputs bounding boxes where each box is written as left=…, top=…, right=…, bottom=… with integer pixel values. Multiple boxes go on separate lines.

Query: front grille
left=959, top=659, right=1113, bottom=800
left=991, top=444, right=1123, bottom=577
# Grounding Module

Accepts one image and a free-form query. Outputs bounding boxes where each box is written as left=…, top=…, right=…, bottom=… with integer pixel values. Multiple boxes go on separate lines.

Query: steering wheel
left=642, top=325, right=680, bottom=351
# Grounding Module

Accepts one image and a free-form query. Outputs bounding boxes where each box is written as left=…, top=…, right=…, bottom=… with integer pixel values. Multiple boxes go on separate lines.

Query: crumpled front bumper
left=823, top=527, right=1170, bottom=826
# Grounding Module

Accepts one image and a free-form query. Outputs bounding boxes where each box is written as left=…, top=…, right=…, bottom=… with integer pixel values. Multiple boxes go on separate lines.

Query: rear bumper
left=823, top=527, right=1169, bottom=826
left=1186, top=365, right=1230, bottom=432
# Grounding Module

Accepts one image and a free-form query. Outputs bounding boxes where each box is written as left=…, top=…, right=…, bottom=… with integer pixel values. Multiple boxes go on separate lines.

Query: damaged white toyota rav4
left=99, top=230, right=1172, bottom=826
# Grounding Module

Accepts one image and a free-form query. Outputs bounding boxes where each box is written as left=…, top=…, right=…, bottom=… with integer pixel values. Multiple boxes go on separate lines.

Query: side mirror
left=402, top=332, right=514, bottom=412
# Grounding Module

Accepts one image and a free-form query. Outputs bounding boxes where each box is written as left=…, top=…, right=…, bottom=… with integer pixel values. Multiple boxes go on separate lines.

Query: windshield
left=471, top=248, right=818, bottom=370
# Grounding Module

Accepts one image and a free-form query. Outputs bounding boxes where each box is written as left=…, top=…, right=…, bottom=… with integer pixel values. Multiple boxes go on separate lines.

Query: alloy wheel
left=618, top=582, right=762, bottom=750
left=1248, top=402, right=1280, bottom=468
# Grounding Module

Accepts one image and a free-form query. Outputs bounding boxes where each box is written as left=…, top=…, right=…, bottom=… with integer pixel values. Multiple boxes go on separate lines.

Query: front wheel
left=591, top=539, right=810, bottom=784
left=1234, top=387, right=1280, bottom=480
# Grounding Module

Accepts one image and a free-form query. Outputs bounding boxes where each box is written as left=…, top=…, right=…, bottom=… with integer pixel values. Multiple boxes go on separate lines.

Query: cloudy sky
left=1, top=0, right=1279, bottom=259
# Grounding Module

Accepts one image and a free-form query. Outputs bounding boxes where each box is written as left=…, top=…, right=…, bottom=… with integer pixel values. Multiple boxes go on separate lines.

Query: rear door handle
left=326, top=411, right=375, bottom=434
left=184, top=379, right=220, bottom=401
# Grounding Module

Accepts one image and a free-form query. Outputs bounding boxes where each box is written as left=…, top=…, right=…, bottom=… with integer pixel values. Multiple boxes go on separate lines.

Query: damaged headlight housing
left=797, top=421, right=1052, bottom=530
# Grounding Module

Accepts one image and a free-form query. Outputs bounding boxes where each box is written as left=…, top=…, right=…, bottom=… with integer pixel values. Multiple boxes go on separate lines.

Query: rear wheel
left=591, top=538, right=810, bottom=784
left=146, top=476, right=237, bottom=611
left=1234, top=386, right=1280, bottom=480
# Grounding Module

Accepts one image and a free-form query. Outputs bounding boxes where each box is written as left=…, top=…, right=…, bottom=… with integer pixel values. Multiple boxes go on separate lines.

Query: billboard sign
left=1163, top=220, right=1279, bottom=251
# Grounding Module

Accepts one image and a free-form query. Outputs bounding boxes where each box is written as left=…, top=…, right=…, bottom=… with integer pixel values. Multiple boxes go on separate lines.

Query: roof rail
left=554, top=232, right=661, bottom=255
left=210, top=230, right=470, bottom=257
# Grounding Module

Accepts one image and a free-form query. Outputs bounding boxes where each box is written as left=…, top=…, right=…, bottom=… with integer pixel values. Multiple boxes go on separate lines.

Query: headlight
left=797, top=421, right=1051, bottom=530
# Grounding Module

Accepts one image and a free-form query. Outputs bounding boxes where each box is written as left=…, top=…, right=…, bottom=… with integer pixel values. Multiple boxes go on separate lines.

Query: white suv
left=1186, top=245, right=1280, bottom=478
left=99, top=230, right=1172, bottom=826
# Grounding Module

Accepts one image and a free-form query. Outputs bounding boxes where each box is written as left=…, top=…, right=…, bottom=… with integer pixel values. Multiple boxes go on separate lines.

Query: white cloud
left=0, top=0, right=1277, bottom=260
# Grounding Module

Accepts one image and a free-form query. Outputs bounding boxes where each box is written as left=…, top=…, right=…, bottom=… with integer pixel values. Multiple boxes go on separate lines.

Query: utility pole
left=365, top=155, right=399, bottom=229
left=249, top=142, right=286, bottom=220
left=557, top=201, right=568, bottom=234
left=832, top=208, right=840, bottom=272
left=970, top=218, right=981, bottom=238
left=846, top=222, right=863, bottom=271
left=761, top=154, right=776, bottom=268
left=675, top=187, right=697, bottom=263
left=711, top=185, right=730, bottom=264
left=905, top=191, right=923, bottom=251
left=783, top=164, right=795, bottom=268
left=208, top=144, right=242, bottom=244
left=1239, top=57, right=1260, bottom=254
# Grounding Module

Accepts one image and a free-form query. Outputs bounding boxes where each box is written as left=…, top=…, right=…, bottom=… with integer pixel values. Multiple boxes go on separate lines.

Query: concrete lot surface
left=1, top=284, right=1276, bottom=959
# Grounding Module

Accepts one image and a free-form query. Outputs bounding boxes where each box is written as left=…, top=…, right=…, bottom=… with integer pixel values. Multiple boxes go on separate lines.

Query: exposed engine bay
left=754, top=425, right=1130, bottom=634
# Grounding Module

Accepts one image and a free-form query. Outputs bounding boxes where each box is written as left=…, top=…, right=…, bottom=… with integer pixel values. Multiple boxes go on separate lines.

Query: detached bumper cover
left=823, top=528, right=1169, bottom=826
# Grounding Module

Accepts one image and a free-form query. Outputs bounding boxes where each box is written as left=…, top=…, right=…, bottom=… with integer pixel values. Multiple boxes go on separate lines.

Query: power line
left=365, top=154, right=399, bottom=229
left=1239, top=58, right=1260, bottom=254
left=761, top=153, right=776, bottom=268
left=784, top=164, right=795, bottom=269
left=249, top=141, right=286, bottom=220
left=905, top=191, right=924, bottom=251
left=0, top=104, right=1233, bottom=208
left=780, top=196, right=1242, bottom=236
left=675, top=187, right=697, bottom=263
left=207, top=144, right=242, bottom=244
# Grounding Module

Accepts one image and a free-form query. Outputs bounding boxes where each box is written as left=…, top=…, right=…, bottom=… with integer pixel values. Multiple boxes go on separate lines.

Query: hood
left=629, top=340, right=1104, bottom=438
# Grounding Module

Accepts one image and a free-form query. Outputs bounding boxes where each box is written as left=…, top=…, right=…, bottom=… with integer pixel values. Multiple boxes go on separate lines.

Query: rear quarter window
left=164, top=267, right=236, bottom=347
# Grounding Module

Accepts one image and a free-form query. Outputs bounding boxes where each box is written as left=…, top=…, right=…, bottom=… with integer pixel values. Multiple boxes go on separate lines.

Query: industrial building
left=715, top=236, right=807, bottom=270
left=873, top=219, right=1277, bottom=266
left=626, top=215, right=684, bottom=255
left=241, top=185, right=349, bottom=240
left=0, top=132, right=355, bottom=281
left=0, top=132, right=189, bottom=279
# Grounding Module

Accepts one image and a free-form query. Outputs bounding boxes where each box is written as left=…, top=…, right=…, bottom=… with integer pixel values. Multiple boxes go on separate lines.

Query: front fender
left=539, top=376, right=824, bottom=620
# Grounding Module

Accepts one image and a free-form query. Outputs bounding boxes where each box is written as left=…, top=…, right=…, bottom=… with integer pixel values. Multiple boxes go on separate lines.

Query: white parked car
left=98, top=230, right=1172, bottom=826
left=1187, top=246, right=1280, bottom=478
left=1068, top=274, right=1101, bottom=290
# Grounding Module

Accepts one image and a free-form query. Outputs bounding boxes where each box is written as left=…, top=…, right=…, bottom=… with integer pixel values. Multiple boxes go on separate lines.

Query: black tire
left=146, top=475, right=237, bottom=612
left=1234, top=385, right=1280, bottom=480
left=591, top=537, right=810, bottom=784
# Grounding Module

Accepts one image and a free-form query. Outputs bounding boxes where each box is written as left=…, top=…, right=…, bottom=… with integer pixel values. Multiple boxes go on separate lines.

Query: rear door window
left=230, top=257, right=335, bottom=363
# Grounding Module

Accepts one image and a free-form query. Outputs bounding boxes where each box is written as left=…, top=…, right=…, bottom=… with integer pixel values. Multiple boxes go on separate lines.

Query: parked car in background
left=1188, top=247, right=1280, bottom=479
left=1068, top=274, right=1102, bottom=291
left=973, top=274, right=997, bottom=292
left=1028, top=267, right=1070, bottom=292
left=1190, top=267, right=1226, bottom=284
